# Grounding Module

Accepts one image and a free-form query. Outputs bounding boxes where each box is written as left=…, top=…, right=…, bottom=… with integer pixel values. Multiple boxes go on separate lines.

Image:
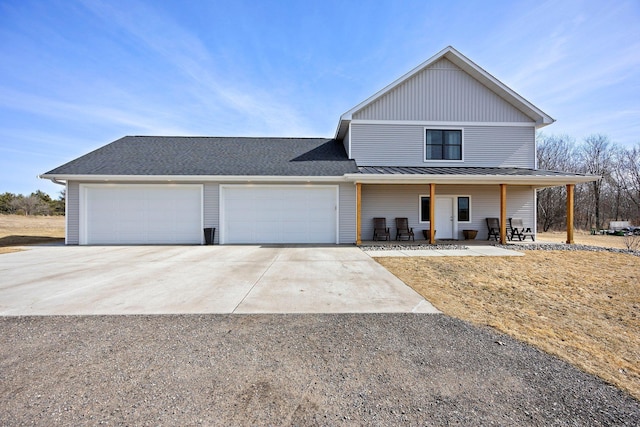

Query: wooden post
left=566, top=184, right=575, bottom=244
left=500, top=184, right=507, bottom=244
left=356, top=183, right=362, bottom=245
left=429, top=183, right=436, bottom=244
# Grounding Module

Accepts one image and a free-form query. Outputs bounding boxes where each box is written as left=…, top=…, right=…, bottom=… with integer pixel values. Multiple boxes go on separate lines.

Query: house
left=41, top=46, right=598, bottom=246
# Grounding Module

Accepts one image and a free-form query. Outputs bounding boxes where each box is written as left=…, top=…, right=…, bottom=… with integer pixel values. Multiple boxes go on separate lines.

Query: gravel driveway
left=2, top=314, right=638, bottom=425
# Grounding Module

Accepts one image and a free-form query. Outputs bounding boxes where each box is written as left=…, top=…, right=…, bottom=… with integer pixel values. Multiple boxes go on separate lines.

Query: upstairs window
left=425, top=129, right=462, bottom=161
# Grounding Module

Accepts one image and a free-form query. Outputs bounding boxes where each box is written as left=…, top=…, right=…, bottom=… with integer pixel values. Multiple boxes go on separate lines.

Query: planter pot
left=422, top=229, right=436, bottom=240
left=463, top=229, right=478, bottom=240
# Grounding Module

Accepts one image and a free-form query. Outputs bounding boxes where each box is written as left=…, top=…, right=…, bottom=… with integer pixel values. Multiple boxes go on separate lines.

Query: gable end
left=353, top=57, right=533, bottom=123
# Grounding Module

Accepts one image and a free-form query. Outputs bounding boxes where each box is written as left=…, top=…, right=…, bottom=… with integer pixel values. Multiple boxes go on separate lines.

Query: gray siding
left=338, top=182, right=356, bottom=244
left=68, top=181, right=348, bottom=246
left=203, top=183, right=219, bottom=244
left=353, top=58, right=533, bottom=122
left=66, top=181, right=80, bottom=245
left=343, top=126, right=350, bottom=159
left=350, top=123, right=534, bottom=168
left=361, top=184, right=535, bottom=241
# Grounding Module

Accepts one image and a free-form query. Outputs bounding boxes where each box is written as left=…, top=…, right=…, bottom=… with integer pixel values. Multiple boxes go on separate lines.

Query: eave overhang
left=40, top=171, right=599, bottom=188
left=343, top=173, right=599, bottom=188
left=38, top=174, right=347, bottom=183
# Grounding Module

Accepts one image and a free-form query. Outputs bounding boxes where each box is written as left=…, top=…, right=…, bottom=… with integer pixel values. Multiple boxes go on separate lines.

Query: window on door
left=419, top=196, right=430, bottom=222
left=458, top=197, right=470, bottom=222
left=419, top=195, right=471, bottom=222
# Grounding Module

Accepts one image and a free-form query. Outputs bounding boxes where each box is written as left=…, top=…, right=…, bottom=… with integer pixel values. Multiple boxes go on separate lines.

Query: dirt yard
left=2, top=216, right=638, bottom=401
left=0, top=214, right=65, bottom=253
left=537, top=230, right=637, bottom=250
left=378, top=250, right=640, bottom=400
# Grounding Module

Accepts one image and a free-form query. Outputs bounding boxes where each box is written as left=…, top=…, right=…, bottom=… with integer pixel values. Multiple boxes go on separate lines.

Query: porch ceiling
left=346, top=167, right=599, bottom=187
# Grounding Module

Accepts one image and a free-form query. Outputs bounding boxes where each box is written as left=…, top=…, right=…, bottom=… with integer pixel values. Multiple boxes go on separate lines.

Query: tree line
left=537, top=134, right=640, bottom=231
left=0, top=190, right=65, bottom=216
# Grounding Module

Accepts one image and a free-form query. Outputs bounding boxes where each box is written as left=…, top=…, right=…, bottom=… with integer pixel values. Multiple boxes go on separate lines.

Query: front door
left=435, top=197, right=454, bottom=239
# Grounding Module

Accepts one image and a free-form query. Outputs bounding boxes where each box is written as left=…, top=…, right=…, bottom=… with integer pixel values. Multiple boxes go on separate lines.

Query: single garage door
left=80, top=184, right=203, bottom=245
left=221, top=185, right=338, bottom=244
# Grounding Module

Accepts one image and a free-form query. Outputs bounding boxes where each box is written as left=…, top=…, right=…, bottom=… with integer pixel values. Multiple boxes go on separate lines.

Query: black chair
left=395, top=217, right=415, bottom=241
left=486, top=217, right=500, bottom=241
left=373, top=217, right=390, bottom=241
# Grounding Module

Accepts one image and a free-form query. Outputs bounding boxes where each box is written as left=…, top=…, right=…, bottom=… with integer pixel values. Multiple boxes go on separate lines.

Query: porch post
left=500, top=184, right=507, bottom=244
left=566, top=184, right=575, bottom=244
left=356, top=182, right=362, bottom=245
left=429, top=183, right=436, bottom=244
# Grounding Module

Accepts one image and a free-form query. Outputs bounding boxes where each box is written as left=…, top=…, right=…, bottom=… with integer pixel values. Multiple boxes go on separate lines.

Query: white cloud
left=78, top=0, right=315, bottom=136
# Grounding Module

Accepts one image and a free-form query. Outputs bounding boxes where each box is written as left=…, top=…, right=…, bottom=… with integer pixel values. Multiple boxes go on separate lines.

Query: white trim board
left=352, top=120, right=536, bottom=127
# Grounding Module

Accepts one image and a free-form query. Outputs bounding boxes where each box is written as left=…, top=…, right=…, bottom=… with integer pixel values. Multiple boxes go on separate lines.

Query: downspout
left=38, top=175, right=66, bottom=186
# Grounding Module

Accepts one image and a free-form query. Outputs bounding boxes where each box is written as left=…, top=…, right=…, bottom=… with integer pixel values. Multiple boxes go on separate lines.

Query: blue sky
left=1, top=0, right=639, bottom=197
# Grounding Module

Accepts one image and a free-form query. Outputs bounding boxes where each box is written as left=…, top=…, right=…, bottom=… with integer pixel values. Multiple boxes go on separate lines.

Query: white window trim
left=423, top=127, right=464, bottom=163
left=418, top=194, right=472, bottom=224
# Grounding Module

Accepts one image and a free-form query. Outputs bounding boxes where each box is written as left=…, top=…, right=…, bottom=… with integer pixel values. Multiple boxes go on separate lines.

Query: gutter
left=342, top=173, right=600, bottom=186
left=38, top=174, right=351, bottom=183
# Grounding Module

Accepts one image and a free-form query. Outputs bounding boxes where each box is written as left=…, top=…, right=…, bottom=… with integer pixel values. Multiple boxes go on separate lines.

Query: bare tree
left=577, top=134, right=612, bottom=230
left=619, top=143, right=640, bottom=224
left=536, top=134, right=576, bottom=231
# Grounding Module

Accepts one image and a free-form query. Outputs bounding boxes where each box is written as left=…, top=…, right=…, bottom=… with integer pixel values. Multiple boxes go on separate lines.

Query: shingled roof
left=44, top=136, right=358, bottom=176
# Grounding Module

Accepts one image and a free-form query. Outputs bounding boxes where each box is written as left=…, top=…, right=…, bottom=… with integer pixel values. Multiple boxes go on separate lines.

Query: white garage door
left=81, top=185, right=203, bottom=245
left=221, top=185, right=338, bottom=244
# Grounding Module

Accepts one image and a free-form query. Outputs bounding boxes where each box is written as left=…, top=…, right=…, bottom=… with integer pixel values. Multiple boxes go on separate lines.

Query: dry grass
left=0, top=214, right=65, bottom=249
left=537, top=230, right=633, bottom=250
left=378, top=251, right=640, bottom=400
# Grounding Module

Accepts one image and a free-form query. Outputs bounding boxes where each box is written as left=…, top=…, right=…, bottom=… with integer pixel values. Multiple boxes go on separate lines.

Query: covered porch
left=345, top=167, right=599, bottom=246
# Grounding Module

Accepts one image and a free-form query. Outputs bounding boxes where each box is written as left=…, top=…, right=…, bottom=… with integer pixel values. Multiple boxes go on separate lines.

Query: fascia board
left=343, top=173, right=600, bottom=186
left=39, top=174, right=347, bottom=183
left=350, top=119, right=537, bottom=127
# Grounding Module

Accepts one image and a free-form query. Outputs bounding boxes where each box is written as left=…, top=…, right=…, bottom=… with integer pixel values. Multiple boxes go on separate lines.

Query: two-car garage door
left=79, top=184, right=338, bottom=245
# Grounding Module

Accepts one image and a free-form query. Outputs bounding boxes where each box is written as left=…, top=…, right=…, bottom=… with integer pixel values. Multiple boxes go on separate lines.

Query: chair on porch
left=486, top=217, right=500, bottom=241
left=372, top=217, right=390, bottom=241
left=395, top=217, right=415, bottom=241
left=509, top=218, right=535, bottom=241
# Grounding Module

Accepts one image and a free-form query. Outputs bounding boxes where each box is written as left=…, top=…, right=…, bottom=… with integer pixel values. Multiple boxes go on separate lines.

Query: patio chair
left=486, top=217, right=500, bottom=241
left=509, top=218, right=535, bottom=241
left=372, top=217, right=390, bottom=241
left=395, top=217, right=415, bottom=241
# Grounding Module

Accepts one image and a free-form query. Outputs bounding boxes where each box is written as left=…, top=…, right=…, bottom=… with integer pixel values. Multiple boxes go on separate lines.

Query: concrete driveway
left=0, top=245, right=438, bottom=315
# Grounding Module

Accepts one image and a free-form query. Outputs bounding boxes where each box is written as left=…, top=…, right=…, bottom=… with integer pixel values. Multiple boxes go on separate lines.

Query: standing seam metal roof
left=356, top=166, right=593, bottom=178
